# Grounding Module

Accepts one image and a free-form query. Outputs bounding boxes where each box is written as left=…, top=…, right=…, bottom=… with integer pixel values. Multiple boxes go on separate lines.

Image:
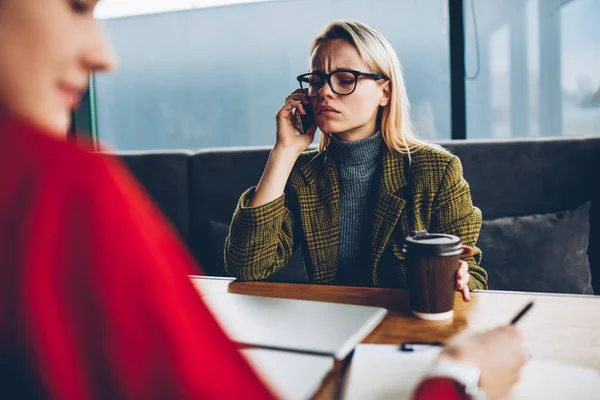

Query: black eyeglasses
left=296, top=69, right=388, bottom=97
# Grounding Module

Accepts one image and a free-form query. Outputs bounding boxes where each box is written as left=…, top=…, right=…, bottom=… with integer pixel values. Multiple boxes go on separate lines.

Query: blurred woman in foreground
left=0, top=0, right=272, bottom=398
left=0, top=1, right=525, bottom=399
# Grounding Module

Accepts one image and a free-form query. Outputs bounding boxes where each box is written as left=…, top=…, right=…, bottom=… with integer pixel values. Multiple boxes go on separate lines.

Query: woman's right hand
left=275, top=89, right=317, bottom=155
left=439, top=326, right=528, bottom=400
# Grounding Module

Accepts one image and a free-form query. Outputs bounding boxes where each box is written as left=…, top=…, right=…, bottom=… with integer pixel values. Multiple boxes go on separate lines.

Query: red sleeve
left=20, top=153, right=275, bottom=399
left=412, top=377, right=470, bottom=400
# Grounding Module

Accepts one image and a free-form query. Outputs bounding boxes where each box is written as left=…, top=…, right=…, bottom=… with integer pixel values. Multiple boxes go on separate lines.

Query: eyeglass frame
left=296, top=68, right=388, bottom=98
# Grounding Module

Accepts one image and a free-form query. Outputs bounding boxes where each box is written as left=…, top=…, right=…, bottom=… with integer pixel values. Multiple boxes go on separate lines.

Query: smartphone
left=295, top=104, right=316, bottom=134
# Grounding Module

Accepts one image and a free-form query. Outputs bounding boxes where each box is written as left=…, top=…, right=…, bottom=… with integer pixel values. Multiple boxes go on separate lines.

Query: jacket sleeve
left=412, top=377, right=470, bottom=400
left=225, top=186, right=298, bottom=281
left=431, top=156, right=488, bottom=290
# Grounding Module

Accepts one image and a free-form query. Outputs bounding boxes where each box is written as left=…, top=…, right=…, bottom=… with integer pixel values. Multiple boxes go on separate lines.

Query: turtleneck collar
left=328, top=130, right=384, bottom=178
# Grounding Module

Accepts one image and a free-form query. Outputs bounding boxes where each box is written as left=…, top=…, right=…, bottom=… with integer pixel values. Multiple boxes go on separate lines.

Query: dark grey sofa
left=115, top=137, right=600, bottom=295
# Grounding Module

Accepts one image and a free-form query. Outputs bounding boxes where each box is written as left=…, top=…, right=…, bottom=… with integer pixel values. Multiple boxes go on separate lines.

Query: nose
left=83, top=21, right=118, bottom=73
left=318, top=78, right=336, bottom=100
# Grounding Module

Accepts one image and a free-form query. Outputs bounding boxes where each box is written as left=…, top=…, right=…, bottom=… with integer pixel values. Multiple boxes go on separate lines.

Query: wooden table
left=190, top=276, right=600, bottom=399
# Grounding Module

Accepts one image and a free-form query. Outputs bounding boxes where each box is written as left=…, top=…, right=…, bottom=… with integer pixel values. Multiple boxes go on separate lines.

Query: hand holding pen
left=429, top=302, right=533, bottom=400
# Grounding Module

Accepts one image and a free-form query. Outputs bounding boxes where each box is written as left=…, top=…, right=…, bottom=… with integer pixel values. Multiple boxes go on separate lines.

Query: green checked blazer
left=225, top=145, right=487, bottom=290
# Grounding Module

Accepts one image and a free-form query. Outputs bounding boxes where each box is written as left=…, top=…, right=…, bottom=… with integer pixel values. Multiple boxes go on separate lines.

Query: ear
left=379, top=80, right=391, bottom=107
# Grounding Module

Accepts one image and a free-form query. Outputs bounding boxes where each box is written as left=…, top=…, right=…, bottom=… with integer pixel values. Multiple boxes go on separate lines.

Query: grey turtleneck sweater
left=328, top=131, right=384, bottom=286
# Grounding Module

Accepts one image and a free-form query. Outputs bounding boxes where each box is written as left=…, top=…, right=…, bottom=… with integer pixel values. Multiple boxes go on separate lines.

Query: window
left=464, top=0, right=600, bottom=139
left=92, top=0, right=451, bottom=150
left=84, top=0, right=598, bottom=147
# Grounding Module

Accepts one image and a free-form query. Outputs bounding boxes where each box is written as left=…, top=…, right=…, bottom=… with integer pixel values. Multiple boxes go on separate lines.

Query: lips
left=57, top=83, right=85, bottom=109
left=317, top=105, right=340, bottom=115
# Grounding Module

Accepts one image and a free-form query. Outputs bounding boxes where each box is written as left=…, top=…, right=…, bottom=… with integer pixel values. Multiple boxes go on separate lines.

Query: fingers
left=460, top=285, right=470, bottom=302
left=493, top=325, right=522, bottom=339
left=460, top=245, right=476, bottom=258
left=304, top=125, right=318, bottom=136
left=284, top=91, right=309, bottom=105
left=457, top=273, right=470, bottom=290
left=277, top=99, right=306, bottom=118
left=294, top=101, right=307, bottom=116
left=505, top=328, right=529, bottom=366
left=493, top=326, right=527, bottom=358
left=456, top=261, right=468, bottom=280
left=280, top=88, right=311, bottom=115
left=456, top=261, right=469, bottom=286
left=289, top=88, right=307, bottom=96
left=456, top=261, right=471, bottom=302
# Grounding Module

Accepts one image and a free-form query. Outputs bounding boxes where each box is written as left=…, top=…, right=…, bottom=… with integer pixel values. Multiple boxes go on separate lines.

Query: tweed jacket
left=225, top=145, right=487, bottom=290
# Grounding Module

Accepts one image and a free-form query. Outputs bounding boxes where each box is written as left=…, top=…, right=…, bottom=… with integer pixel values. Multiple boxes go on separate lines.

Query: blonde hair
left=310, top=20, right=436, bottom=154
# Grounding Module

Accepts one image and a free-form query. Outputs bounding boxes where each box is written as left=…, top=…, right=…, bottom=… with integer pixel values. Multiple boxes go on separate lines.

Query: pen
left=400, top=341, right=444, bottom=352
left=400, top=302, right=534, bottom=352
left=509, top=301, right=534, bottom=325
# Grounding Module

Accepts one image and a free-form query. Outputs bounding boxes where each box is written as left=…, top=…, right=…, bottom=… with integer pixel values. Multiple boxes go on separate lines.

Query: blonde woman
left=226, top=20, right=487, bottom=299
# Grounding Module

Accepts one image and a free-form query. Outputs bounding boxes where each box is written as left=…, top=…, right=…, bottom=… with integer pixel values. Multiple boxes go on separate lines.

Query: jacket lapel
left=292, top=151, right=340, bottom=283
left=370, top=150, right=407, bottom=282
left=290, top=149, right=408, bottom=284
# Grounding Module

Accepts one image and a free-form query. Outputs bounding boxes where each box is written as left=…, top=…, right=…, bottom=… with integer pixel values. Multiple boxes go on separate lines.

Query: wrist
left=272, top=143, right=304, bottom=159
left=269, top=146, right=302, bottom=171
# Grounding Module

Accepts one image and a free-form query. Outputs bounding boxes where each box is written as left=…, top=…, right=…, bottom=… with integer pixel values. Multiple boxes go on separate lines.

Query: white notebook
left=241, top=348, right=334, bottom=400
left=342, top=344, right=600, bottom=400
left=203, top=293, right=387, bottom=359
left=342, top=344, right=441, bottom=400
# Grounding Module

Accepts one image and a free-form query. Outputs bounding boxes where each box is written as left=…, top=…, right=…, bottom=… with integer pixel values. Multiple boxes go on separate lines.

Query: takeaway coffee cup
left=402, top=230, right=472, bottom=320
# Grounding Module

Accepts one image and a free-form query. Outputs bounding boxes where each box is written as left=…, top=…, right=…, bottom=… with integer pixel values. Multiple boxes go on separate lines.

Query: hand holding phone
left=294, top=102, right=316, bottom=134
left=275, top=89, right=316, bottom=154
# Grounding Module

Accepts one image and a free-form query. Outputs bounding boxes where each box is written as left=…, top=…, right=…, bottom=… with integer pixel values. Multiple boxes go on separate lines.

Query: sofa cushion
left=207, top=220, right=232, bottom=277
left=478, top=201, right=593, bottom=294
left=118, top=151, right=191, bottom=241
left=439, top=137, right=600, bottom=294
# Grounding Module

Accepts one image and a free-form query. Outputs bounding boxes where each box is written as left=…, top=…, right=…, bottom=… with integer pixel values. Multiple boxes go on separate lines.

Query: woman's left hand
left=456, top=261, right=471, bottom=302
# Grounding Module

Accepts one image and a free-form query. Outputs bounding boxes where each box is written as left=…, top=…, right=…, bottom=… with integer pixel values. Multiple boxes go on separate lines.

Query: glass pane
left=95, top=0, right=273, bottom=19
left=465, top=0, right=600, bottom=139
left=94, top=0, right=450, bottom=150
left=561, top=0, right=600, bottom=136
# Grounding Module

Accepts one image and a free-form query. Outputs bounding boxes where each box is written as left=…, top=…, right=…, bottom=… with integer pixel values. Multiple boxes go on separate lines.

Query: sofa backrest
left=114, top=137, right=600, bottom=294
left=438, top=138, right=600, bottom=219
left=188, top=147, right=271, bottom=275
left=118, top=151, right=192, bottom=240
